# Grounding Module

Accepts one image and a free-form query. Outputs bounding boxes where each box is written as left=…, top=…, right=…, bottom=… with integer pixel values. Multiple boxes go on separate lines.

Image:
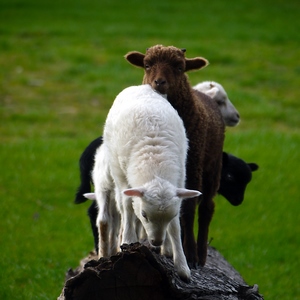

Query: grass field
left=0, top=0, right=299, bottom=299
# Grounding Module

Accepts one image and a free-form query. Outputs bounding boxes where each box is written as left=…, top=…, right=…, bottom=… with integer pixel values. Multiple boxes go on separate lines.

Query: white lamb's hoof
left=161, top=245, right=173, bottom=258
left=176, top=265, right=191, bottom=283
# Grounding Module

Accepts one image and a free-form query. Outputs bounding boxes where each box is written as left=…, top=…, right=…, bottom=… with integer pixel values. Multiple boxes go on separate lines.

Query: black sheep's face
left=219, top=160, right=259, bottom=206
left=218, top=171, right=249, bottom=206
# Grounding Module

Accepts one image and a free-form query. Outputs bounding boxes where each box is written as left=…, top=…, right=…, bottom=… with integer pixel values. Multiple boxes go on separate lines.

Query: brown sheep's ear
left=185, top=57, right=209, bottom=72
left=125, top=51, right=145, bottom=68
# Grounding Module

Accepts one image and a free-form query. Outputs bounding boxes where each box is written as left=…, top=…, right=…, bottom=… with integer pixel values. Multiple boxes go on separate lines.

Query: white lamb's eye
left=141, top=210, right=148, bottom=221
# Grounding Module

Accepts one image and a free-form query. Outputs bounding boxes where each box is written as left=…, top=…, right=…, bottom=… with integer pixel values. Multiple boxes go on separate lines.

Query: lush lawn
left=0, top=0, right=299, bottom=299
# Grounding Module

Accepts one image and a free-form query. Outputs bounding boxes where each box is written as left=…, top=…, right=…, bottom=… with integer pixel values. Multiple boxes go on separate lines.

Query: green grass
left=0, top=0, right=299, bottom=299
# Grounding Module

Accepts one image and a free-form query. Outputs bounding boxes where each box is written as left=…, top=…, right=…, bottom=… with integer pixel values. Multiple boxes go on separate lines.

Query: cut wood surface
left=58, top=243, right=263, bottom=300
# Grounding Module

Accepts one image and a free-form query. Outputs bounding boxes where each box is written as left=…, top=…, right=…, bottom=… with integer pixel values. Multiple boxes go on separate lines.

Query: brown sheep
left=125, top=45, right=225, bottom=267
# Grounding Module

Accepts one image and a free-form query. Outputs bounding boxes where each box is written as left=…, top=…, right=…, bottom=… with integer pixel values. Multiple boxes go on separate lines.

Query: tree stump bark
left=58, top=243, right=263, bottom=300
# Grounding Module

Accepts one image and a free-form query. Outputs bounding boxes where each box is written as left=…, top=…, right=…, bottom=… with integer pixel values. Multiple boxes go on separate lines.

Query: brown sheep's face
left=143, top=48, right=186, bottom=95
left=125, top=45, right=209, bottom=96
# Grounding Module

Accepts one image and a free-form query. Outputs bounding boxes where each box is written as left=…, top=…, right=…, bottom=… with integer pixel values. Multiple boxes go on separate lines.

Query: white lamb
left=89, top=84, right=201, bottom=282
left=193, top=81, right=240, bottom=126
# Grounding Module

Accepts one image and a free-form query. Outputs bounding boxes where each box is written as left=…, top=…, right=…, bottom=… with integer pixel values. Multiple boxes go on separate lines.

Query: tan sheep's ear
left=185, top=57, right=209, bottom=72
left=125, top=51, right=145, bottom=68
left=205, top=86, right=219, bottom=99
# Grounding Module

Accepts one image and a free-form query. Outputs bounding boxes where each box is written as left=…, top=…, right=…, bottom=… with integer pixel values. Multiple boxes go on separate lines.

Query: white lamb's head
left=123, top=177, right=201, bottom=247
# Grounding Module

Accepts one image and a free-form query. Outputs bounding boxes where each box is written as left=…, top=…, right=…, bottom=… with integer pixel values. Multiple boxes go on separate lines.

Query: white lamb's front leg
left=120, top=193, right=138, bottom=244
left=161, top=233, right=173, bottom=257
left=168, top=217, right=191, bottom=282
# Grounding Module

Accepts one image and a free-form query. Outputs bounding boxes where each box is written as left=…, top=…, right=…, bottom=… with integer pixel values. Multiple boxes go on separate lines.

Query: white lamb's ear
left=123, top=188, right=145, bottom=198
left=83, top=193, right=96, bottom=200
left=204, top=86, right=219, bottom=99
left=176, top=188, right=202, bottom=199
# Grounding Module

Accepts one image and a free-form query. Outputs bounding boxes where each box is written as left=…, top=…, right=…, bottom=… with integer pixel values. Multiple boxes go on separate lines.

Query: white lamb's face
left=133, top=197, right=180, bottom=247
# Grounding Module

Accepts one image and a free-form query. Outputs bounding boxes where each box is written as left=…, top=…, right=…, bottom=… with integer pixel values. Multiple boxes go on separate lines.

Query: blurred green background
left=0, top=0, right=299, bottom=299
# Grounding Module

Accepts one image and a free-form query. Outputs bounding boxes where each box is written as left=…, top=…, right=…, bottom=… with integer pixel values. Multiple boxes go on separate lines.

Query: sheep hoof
left=188, top=261, right=198, bottom=269
left=178, top=270, right=191, bottom=283
left=181, top=275, right=191, bottom=283
left=176, top=266, right=191, bottom=283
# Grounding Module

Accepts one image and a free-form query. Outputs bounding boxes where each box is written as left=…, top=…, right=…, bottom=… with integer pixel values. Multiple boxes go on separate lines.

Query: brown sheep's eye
left=145, top=64, right=150, bottom=70
left=177, top=65, right=184, bottom=72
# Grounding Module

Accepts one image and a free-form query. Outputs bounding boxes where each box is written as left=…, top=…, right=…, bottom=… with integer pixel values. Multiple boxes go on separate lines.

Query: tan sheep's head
left=125, top=45, right=208, bottom=95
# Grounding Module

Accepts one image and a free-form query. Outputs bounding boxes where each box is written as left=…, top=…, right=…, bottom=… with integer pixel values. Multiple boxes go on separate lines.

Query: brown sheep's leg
left=197, top=150, right=222, bottom=266
left=180, top=197, right=198, bottom=268
left=197, top=192, right=215, bottom=266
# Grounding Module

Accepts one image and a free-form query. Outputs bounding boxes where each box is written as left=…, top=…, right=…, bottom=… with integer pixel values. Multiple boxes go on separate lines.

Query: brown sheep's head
left=125, top=45, right=208, bottom=95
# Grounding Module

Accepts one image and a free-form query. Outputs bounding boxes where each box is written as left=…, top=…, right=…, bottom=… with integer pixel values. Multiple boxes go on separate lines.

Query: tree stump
left=58, top=243, right=263, bottom=300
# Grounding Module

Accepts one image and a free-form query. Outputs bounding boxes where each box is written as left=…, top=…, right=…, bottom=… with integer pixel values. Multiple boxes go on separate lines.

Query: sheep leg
left=197, top=153, right=222, bottom=266
left=96, top=191, right=110, bottom=258
left=118, top=192, right=138, bottom=244
left=168, top=217, right=191, bottom=282
left=161, top=233, right=173, bottom=257
left=180, top=197, right=198, bottom=268
left=87, top=201, right=99, bottom=254
left=135, top=218, right=145, bottom=241
left=197, top=194, right=215, bottom=266
left=109, top=191, right=121, bottom=256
